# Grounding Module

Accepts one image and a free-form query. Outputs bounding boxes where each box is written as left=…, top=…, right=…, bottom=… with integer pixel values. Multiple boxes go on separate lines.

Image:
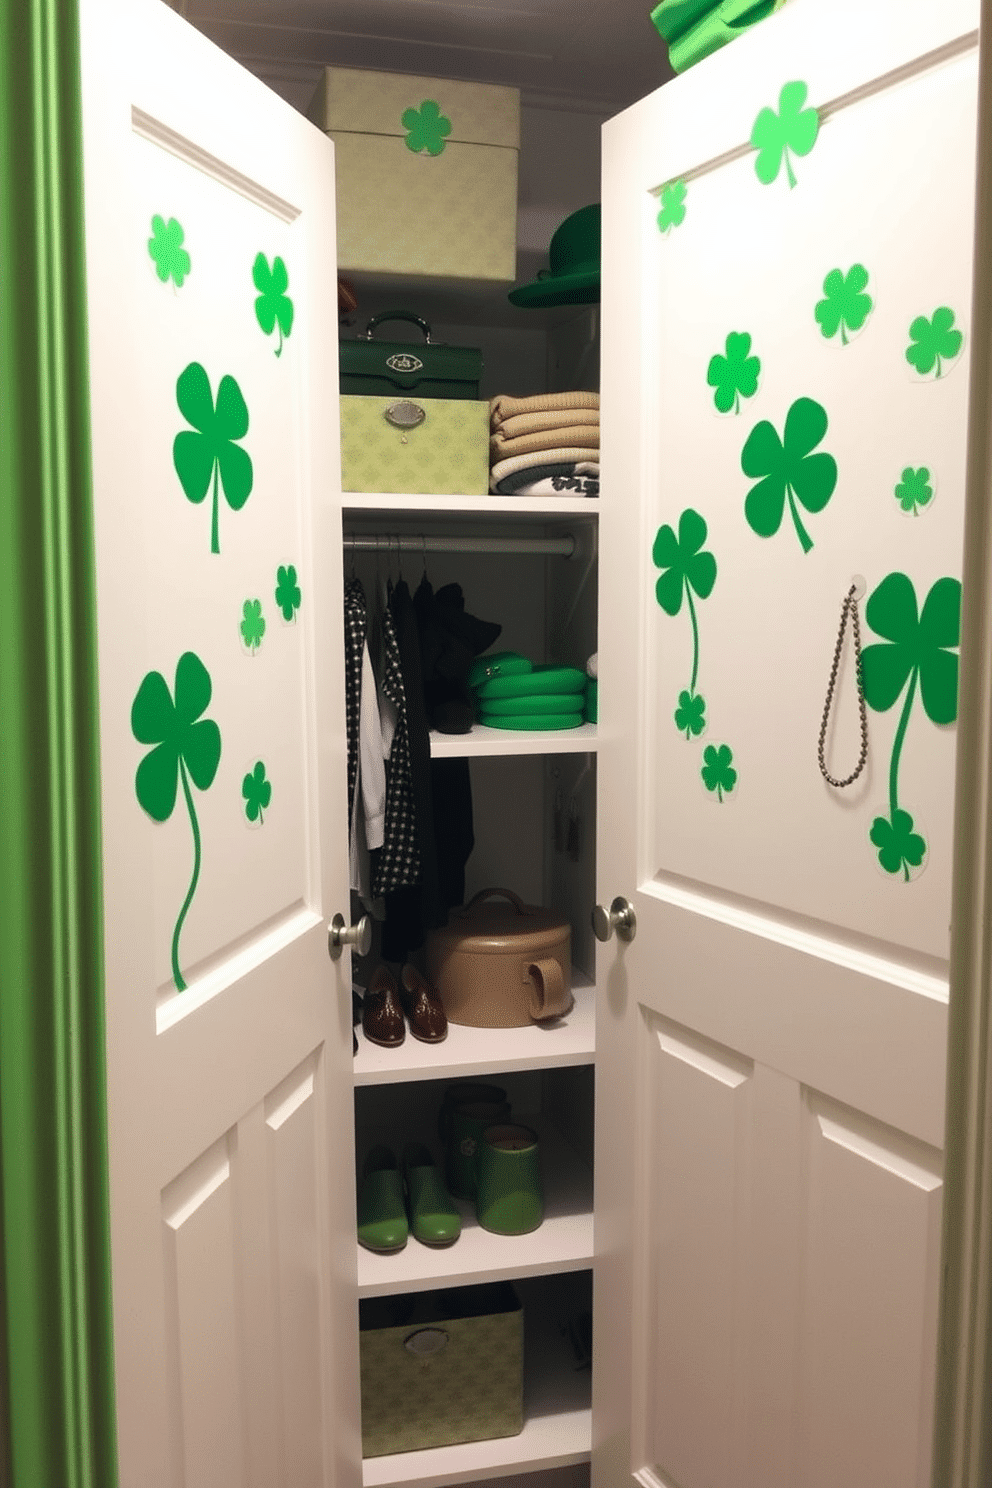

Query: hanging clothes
left=371, top=591, right=421, bottom=898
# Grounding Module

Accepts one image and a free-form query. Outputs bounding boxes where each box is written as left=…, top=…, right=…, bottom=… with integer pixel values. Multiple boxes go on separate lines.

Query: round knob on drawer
left=592, top=896, right=637, bottom=944
left=328, top=912, right=372, bottom=961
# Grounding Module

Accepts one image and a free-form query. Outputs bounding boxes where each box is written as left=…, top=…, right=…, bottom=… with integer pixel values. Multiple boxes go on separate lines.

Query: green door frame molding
left=0, top=1, right=119, bottom=1485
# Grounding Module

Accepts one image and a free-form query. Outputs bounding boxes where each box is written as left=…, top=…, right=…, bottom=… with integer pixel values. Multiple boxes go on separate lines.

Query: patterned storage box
left=340, top=395, right=489, bottom=495
left=308, top=67, right=519, bottom=282
left=358, top=1283, right=524, bottom=1457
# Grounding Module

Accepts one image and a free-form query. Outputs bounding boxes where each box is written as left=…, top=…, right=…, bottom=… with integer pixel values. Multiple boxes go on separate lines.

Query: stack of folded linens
left=489, top=391, right=599, bottom=495
left=470, top=652, right=587, bottom=730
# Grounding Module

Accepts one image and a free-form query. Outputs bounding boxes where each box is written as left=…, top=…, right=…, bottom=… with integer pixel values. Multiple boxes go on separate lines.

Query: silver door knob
left=328, top=912, right=372, bottom=961
left=592, top=896, right=637, bottom=943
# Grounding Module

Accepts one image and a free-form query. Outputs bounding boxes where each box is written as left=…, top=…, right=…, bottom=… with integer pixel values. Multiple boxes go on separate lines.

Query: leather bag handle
left=459, top=886, right=532, bottom=919
left=526, top=958, right=574, bottom=1022
left=363, top=309, right=433, bottom=343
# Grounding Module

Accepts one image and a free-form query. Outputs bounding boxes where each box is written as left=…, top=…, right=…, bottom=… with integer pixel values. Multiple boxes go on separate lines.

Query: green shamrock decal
left=173, top=362, right=253, bottom=555
left=707, top=331, right=760, bottom=414
left=240, top=598, right=266, bottom=652
left=657, top=180, right=687, bottom=234
left=861, top=571, right=961, bottom=879
left=675, top=690, right=706, bottom=738
left=242, top=761, right=272, bottom=825
left=906, top=307, right=964, bottom=379
left=741, top=396, right=837, bottom=555
left=253, top=253, right=294, bottom=357
left=652, top=508, right=717, bottom=739
left=402, top=100, right=452, bottom=156
left=147, top=214, right=191, bottom=288
left=275, top=563, right=301, bottom=622
left=894, top=467, right=934, bottom=516
left=750, top=80, right=819, bottom=188
left=131, top=651, right=222, bottom=991
left=701, top=743, right=737, bottom=802
left=814, top=264, right=873, bottom=345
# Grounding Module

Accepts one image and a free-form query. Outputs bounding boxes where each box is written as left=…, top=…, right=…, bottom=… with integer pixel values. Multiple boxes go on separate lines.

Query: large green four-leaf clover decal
left=253, top=253, right=294, bottom=356
left=132, top=651, right=221, bottom=991
left=148, top=214, right=191, bottom=288
left=750, top=81, right=819, bottom=189
left=707, top=332, right=760, bottom=415
left=173, top=361, right=253, bottom=554
left=741, top=396, right=837, bottom=555
left=906, top=307, right=964, bottom=379
left=862, top=571, right=961, bottom=879
left=402, top=100, right=452, bottom=156
left=653, top=507, right=717, bottom=739
left=815, top=264, right=873, bottom=346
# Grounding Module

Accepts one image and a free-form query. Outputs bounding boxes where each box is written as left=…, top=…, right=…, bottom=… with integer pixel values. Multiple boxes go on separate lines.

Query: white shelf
left=356, top=1121, right=593, bottom=1299
left=361, top=1277, right=592, bottom=1488
left=354, top=976, right=595, bottom=1085
left=430, top=722, right=597, bottom=757
left=343, top=492, right=598, bottom=517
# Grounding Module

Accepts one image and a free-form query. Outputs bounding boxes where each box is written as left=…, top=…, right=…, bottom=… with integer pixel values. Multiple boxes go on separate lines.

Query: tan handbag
left=425, top=887, right=573, bottom=1028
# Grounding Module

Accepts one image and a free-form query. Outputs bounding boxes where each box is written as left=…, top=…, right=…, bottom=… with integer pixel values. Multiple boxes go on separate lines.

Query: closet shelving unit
left=344, top=479, right=599, bottom=1488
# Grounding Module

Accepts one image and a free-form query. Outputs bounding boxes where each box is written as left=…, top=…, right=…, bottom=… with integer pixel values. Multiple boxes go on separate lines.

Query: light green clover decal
left=242, top=761, right=272, bottom=825
left=657, top=180, right=687, bottom=234
left=701, top=743, right=737, bottom=802
left=814, top=264, right=873, bottom=345
left=240, top=598, right=266, bottom=652
left=131, top=651, right=221, bottom=991
left=707, top=331, right=760, bottom=414
left=148, top=214, right=191, bottom=287
left=275, top=563, right=301, bottom=622
left=402, top=100, right=452, bottom=156
left=253, top=253, right=294, bottom=357
left=750, top=80, right=819, bottom=188
left=906, top=307, right=964, bottom=379
left=741, top=396, right=836, bottom=555
left=894, top=467, right=934, bottom=516
left=653, top=508, right=717, bottom=739
left=173, top=362, right=253, bottom=555
left=861, top=571, right=961, bottom=879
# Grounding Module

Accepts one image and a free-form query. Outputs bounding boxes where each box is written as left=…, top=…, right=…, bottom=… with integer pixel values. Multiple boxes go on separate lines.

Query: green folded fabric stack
left=650, top=0, right=783, bottom=74
left=471, top=653, right=586, bottom=731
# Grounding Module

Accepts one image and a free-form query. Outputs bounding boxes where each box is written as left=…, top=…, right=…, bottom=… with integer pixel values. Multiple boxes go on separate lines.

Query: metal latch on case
left=385, top=400, right=426, bottom=430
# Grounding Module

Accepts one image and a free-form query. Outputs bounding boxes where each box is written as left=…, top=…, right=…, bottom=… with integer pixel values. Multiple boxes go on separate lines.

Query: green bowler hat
left=508, top=204, right=600, bottom=309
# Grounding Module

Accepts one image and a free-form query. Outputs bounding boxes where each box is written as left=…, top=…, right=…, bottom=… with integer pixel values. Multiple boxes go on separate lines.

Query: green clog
left=357, top=1146, right=408, bottom=1253
left=402, top=1143, right=462, bottom=1247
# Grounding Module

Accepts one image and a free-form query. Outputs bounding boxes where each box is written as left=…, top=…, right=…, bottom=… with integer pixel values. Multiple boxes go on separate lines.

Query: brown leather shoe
left=362, top=966, right=405, bottom=1048
left=401, top=964, right=448, bottom=1044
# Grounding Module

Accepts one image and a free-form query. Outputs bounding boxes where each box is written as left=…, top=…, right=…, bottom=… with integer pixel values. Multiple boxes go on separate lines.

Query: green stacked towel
left=650, top=0, right=782, bottom=73
left=471, top=655, right=586, bottom=731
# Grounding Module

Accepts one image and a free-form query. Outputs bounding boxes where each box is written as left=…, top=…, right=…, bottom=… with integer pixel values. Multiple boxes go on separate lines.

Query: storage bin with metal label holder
left=340, top=394, right=489, bottom=496
left=359, top=1283, right=523, bottom=1457
left=308, top=66, right=519, bottom=281
left=340, top=312, right=482, bottom=399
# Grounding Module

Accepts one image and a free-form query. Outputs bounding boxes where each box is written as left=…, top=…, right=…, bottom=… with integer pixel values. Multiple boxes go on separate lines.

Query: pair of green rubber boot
left=357, top=1143, right=461, bottom=1252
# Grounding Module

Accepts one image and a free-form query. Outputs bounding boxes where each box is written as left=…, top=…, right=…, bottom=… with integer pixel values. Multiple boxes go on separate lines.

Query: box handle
left=526, top=957, right=574, bottom=1022
left=364, top=310, right=433, bottom=343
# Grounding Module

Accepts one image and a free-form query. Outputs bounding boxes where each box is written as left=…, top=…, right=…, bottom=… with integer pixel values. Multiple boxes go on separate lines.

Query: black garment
left=414, top=576, right=502, bottom=733
left=371, top=594, right=420, bottom=897
left=343, top=577, right=367, bottom=824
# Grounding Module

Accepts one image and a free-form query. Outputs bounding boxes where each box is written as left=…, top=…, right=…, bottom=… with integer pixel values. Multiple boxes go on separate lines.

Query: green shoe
left=357, top=1147, right=408, bottom=1253
left=402, top=1143, right=461, bottom=1247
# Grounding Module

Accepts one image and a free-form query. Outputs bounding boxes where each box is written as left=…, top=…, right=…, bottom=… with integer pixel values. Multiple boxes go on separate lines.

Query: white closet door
left=79, top=2, right=360, bottom=1484
left=595, top=2, right=978, bottom=1484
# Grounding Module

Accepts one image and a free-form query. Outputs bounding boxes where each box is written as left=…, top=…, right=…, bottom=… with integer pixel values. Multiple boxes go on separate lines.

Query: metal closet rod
left=343, top=532, right=576, bottom=558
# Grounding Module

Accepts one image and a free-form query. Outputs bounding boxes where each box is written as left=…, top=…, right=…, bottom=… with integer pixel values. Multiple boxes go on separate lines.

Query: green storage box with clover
left=308, top=66, right=519, bottom=282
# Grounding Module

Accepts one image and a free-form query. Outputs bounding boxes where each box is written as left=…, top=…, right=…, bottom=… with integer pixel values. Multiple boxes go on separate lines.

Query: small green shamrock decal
left=402, top=100, right=452, bottom=156
left=869, top=809, right=927, bottom=882
left=173, top=362, right=253, bottom=555
left=707, top=331, right=760, bottom=414
left=674, top=689, right=707, bottom=738
left=741, top=396, right=837, bottom=555
left=652, top=509, right=717, bottom=731
left=240, top=598, right=266, bottom=652
left=275, top=563, right=301, bottom=622
left=253, top=253, right=294, bottom=357
left=750, top=80, right=819, bottom=189
left=701, top=743, right=737, bottom=802
left=814, top=264, right=873, bottom=345
left=131, top=651, right=222, bottom=991
left=894, top=467, right=934, bottom=516
left=906, top=307, right=964, bottom=379
left=242, top=761, right=272, bottom=825
left=148, top=214, right=191, bottom=287
left=861, top=571, right=961, bottom=879
left=657, top=180, right=687, bottom=234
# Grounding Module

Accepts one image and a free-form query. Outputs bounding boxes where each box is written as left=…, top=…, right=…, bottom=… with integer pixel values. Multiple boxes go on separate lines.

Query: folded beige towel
left=490, top=446, right=602, bottom=487
left=490, top=390, right=600, bottom=425
left=495, top=407, right=600, bottom=440
left=490, top=425, right=600, bottom=459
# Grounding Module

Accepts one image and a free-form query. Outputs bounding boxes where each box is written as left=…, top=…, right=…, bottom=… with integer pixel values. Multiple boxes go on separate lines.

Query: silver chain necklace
left=818, top=582, right=869, bottom=788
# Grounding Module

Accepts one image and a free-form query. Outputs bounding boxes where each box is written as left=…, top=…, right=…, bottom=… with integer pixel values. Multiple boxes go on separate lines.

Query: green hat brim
left=508, top=268, right=600, bottom=309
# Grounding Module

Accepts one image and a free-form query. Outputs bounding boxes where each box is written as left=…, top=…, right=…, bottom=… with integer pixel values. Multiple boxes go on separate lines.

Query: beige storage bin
left=308, top=66, right=519, bottom=282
